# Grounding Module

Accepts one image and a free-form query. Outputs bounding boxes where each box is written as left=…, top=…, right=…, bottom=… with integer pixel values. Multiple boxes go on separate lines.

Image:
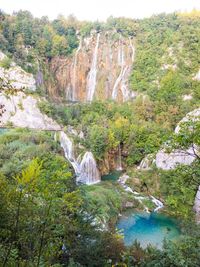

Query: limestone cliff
left=48, top=32, right=136, bottom=102
left=0, top=51, right=36, bottom=91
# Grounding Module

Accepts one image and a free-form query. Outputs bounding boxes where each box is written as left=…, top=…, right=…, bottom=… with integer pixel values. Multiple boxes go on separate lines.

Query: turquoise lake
left=117, top=211, right=181, bottom=249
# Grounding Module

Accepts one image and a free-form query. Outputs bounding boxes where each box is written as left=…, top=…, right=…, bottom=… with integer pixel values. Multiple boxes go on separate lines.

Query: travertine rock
left=0, top=92, right=60, bottom=130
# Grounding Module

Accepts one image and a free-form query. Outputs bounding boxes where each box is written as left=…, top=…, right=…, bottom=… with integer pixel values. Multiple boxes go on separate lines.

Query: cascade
left=60, top=131, right=100, bottom=185
left=129, top=37, right=135, bottom=62
left=78, top=152, right=101, bottom=185
left=150, top=196, right=164, bottom=212
left=86, top=33, right=100, bottom=101
left=59, top=131, right=80, bottom=174
left=112, top=40, right=132, bottom=101
left=116, top=144, right=123, bottom=171
left=72, top=39, right=82, bottom=101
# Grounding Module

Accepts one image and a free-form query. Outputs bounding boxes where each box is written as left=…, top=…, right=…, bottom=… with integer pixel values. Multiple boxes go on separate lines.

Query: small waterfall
left=150, top=196, right=164, bottom=212
left=78, top=152, right=101, bottom=185
left=116, top=144, right=123, bottom=171
left=129, top=37, right=135, bottom=62
left=60, top=131, right=80, bottom=174
left=72, top=39, right=82, bottom=101
left=86, top=33, right=100, bottom=101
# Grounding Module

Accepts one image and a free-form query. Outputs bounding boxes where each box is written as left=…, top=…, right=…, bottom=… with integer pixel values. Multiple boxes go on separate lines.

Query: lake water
left=117, top=211, right=180, bottom=249
left=101, top=170, right=122, bottom=181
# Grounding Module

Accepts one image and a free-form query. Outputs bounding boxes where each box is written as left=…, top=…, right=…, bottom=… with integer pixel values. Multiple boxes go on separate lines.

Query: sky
left=1, top=0, right=200, bottom=21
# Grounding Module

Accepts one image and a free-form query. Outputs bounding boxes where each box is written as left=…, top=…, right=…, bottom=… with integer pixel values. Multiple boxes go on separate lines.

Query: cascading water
left=112, top=39, right=134, bottom=101
left=77, top=152, right=101, bottom=185
left=86, top=33, right=100, bottom=102
left=150, top=196, right=164, bottom=212
left=72, top=39, right=82, bottom=101
left=116, top=144, right=123, bottom=171
left=60, top=131, right=100, bottom=185
left=60, top=131, right=80, bottom=174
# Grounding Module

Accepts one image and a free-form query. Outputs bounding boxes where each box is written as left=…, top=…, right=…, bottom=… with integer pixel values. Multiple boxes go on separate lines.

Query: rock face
left=48, top=32, right=136, bottom=102
left=0, top=92, right=61, bottom=130
left=155, top=148, right=196, bottom=170
left=194, top=186, right=200, bottom=224
left=0, top=51, right=36, bottom=91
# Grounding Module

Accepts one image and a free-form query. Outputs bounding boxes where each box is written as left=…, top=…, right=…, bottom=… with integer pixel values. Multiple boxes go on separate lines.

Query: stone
left=156, top=148, right=196, bottom=170
left=0, top=92, right=61, bottom=131
left=48, top=32, right=136, bottom=102
left=0, top=51, right=36, bottom=91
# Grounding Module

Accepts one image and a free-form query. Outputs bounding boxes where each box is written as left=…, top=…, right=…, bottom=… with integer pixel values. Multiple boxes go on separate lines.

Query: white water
left=72, top=39, right=82, bottom=101
left=112, top=40, right=133, bottom=101
left=116, top=144, right=123, bottom=171
left=60, top=131, right=80, bottom=174
left=118, top=174, right=164, bottom=213
left=60, top=131, right=100, bottom=185
left=150, top=195, right=164, bottom=212
left=86, top=33, right=100, bottom=101
left=78, top=152, right=101, bottom=185
left=129, top=37, right=135, bottom=62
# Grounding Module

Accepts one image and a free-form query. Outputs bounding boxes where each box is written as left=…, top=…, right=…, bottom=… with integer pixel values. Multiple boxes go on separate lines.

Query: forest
left=0, top=8, right=200, bottom=267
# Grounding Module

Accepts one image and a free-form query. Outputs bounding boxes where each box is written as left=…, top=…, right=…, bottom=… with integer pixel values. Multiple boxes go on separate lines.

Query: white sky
left=1, top=0, right=200, bottom=21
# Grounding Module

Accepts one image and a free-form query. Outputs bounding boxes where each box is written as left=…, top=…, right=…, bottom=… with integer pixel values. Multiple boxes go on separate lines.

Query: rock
left=182, top=94, right=193, bottom=101
left=175, top=108, right=200, bottom=133
left=118, top=174, right=130, bottom=184
left=0, top=66, right=36, bottom=91
left=0, top=92, right=61, bottom=131
left=156, top=148, right=196, bottom=170
left=48, top=32, right=136, bottom=102
left=124, top=201, right=135, bottom=208
left=194, top=186, right=200, bottom=224
left=137, top=154, right=154, bottom=170
left=193, top=69, right=200, bottom=81
left=0, top=51, right=36, bottom=91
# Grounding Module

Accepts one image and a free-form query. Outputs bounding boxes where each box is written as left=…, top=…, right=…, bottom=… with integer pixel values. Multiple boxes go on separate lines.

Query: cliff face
left=48, top=32, right=136, bottom=102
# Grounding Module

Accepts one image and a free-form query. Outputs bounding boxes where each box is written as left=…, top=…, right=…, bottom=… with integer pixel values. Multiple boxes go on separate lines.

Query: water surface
left=117, top=211, right=180, bottom=249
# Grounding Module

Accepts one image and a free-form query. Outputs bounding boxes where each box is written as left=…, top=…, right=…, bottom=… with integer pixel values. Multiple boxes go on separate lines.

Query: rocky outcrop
left=0, top=92, right=60, bottom=130
left=155, top=108, right=200, bottom=170
left=194, top=186, right=200, bottom=224
left=155, top=148, right=196, bottom=170
left=175, top=108, right=200, bottom=133
left=0, top=51, right=36, bottom=91
left=48, top=32, right=136, bottom=102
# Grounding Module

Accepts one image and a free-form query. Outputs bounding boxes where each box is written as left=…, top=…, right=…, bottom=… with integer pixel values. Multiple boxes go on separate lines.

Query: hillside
left=0, top=9, right=200, bottom=267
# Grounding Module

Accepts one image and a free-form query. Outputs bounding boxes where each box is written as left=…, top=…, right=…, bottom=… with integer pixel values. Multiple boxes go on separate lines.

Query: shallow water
left=101, top=170, right=122, bottom=181
left=117, top=211, right=180, bottom=249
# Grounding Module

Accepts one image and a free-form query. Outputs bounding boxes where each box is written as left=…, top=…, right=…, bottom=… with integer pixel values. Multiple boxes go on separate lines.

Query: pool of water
left=101, top=170, right=122, bottom=181
left=117, top=211, right=180, bottom=249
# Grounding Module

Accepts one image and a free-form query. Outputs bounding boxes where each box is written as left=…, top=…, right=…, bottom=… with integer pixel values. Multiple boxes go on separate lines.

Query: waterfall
left=129, top=37, right=135, bottom=62
left=150, top=196, right=164, bottom=212
left=72, top=39, right=82, bottom=101
left=118, top=173, right=164, bottom=213
left=60, top=131, right=100, bottom=185
left=116, top=144, right=123, bottom=170
left=77, top=152, right=101, bottom=185
left=86, top=33, right=100, bottom=102
left=60, top=131, right=80, bottom=174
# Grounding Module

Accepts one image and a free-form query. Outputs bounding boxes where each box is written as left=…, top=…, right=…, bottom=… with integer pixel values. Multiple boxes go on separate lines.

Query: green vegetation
left=0, top=8, right=200, bottom=267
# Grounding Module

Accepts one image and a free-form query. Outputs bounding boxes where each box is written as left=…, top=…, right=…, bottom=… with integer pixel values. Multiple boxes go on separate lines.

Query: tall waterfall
left=72, top=39, right=82, bottom=101
left=77, top=152, right=101, bottom=185
left=112, top=38, right=136, bottom=101
left=60, top=131, right=80, bottom=174
left=86, top=33, right=100, bottom=101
